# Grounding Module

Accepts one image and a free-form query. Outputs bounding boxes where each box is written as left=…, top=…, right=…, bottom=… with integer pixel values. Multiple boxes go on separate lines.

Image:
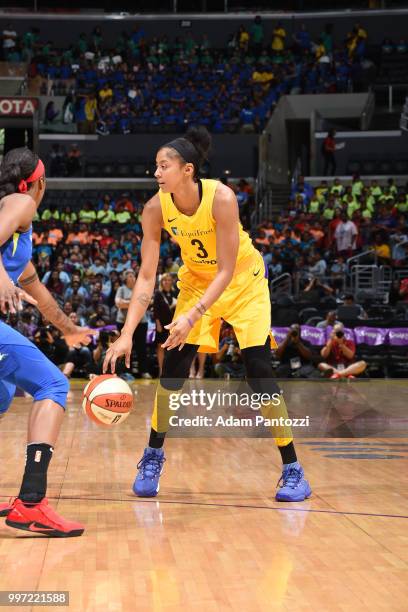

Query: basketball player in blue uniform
left=0, top=147, right=95, bottom=537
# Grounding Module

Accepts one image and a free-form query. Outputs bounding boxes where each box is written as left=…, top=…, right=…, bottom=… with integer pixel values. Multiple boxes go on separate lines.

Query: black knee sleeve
left=242, top=340, right=281, bottom=395
left=161, top=343, right=198, bottom=391
left=149, top=344, right=198, bottom=448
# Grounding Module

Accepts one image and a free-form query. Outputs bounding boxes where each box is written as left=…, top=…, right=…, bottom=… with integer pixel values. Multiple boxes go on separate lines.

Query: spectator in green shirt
left=322, top=198, right=335, bottom=220
left=97, top=202, right=116, bottom=224
left=341, top=185, right=355, bottom=203
left=78, top=201, right=97, bottom=224
left=378, top=187, right=394, bottom=205
left=42, top=204, right=60, bottom=221
left=321, top=23, right=333, bottom=55
left=396, top=193, right=408, bottom=213
left=351, top=174, right=364, bottom=198
left=250, top=15, right=264, bottom=56
left=61, top=206, right=77, bottom=224
left=370, top=180, right=382, bottom=198
left=361, top=201, right=373, bottom=219
left=77, top=33, right=88, bottom=54
left=330, top=178, right=343, bottom=196
left=115, top=203, right=131, bottom=224
left=366, top=193, right=376, bottom=212
left=345, top=194, right=360, bottom=218
left=309, top=193, right=321, bottom=214
left=387, top=178, right=398, bottom=197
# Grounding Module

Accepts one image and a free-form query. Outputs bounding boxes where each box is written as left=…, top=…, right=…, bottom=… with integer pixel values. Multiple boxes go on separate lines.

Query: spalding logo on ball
left=82, top=374, right=133, bottom=427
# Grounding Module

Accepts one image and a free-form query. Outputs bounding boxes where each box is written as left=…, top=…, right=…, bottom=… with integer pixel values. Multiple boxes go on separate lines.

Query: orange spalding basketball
left=82, top=375, right=133, bottom=427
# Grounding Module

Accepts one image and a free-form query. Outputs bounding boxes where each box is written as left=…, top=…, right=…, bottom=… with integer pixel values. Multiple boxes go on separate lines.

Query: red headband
left=18, top=159, right=45, bottom=193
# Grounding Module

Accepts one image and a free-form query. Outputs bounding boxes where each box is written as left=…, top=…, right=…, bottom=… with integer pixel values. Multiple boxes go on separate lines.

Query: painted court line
left=49, top=495, right=408, bottom=520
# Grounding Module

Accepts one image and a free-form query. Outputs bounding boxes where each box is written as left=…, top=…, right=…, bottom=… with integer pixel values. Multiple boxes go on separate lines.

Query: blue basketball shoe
left=275, top=462, right=312, bottom=502
left=133, top=447, right=165, bottom=497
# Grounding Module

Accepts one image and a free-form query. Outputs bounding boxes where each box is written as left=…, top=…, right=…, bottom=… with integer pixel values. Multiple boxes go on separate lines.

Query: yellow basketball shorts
left=173, top=252, right=277, bottom=353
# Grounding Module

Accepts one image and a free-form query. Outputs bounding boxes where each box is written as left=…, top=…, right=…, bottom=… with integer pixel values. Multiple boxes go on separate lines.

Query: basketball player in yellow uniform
left=103, top=127, right=311, bottom=502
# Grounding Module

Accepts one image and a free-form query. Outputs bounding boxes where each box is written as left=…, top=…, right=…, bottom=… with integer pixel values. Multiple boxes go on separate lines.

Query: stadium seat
left=346, top=159, right=362, bottom=175
left=377, top=160, right=392, bottom=175
left=394, top=159, right=408, bottom=174
left=305, top=316, right=324, bottom=327
left=365, top=305, right=395, bottom=320
left=101, top=160, right=115, bottom=177
left=337, top=305, right=364, bottom=320
left=272, top=306, right=299, bottom=326
left=356, top=344, right=388, bottom=378
left=132, top=163, right=148, bottom=177
left=117, top=160, right=132, bottom=177
left=361, top=160, right=377, bottom=174
left=388, top=346, right=408, bottom=377
left=395, top=302, right=408, bottom=320
left=299, top=307, right=319, bottom=324
left=85, top=159, right=100, bottom=177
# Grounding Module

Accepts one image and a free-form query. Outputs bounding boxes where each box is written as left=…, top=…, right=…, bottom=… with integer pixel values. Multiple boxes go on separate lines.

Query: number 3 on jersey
left=191, top=238, right=208, bottom=259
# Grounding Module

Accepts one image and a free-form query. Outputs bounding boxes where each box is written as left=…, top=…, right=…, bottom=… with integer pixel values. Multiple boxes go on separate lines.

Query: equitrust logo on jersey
left=171, top=227, right=214, bottom=238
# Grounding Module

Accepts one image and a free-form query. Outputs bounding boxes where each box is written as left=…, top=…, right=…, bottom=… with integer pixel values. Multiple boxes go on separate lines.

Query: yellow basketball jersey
left=159, top=179, right=255, bottom=278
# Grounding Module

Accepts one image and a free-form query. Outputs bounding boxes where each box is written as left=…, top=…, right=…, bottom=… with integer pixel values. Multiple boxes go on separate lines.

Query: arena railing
left=360, top=90, right=375, bottom=131
left=46, top=178, right=160, bottom=191
left=270, top=273, right=292, bottom=298
left=393, top=268, right=408, bottom=282
left=346, top=249, right=378, bottom=275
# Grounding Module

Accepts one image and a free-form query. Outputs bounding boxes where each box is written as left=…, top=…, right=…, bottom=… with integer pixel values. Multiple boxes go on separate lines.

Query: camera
left=226, top=340, right=235, bottom=357
left=335, top=330, right=344, bottom=338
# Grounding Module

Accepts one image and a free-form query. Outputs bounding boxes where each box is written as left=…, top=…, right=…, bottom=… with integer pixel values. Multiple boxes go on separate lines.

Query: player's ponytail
left=184, top=126, right=212, bottom=169
left=0, top=147, right=39, bottom=200
left=162, top=126, right=211, bottom=180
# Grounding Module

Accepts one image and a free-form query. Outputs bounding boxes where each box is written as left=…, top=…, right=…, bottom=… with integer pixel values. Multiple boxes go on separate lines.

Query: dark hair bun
left=0, top=162, right=22, bottom=200
left=185, top=126, right=211, bottom=163
left=3, top=162, right=22, bottom=183
left=0, top=147, right=38, bottom=199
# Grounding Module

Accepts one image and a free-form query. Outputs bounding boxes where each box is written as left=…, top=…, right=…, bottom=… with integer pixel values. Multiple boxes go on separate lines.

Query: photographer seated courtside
left=318, top=323, right=367, bottom=380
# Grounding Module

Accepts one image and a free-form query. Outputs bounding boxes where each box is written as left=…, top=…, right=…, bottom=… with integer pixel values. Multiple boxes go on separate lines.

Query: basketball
left=82, top=375, right=133, bottom=427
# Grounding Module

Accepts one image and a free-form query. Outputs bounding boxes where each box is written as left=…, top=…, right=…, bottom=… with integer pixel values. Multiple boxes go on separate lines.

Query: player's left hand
left=63, top=326, right=97, bottom=347
left=162, top=316, right=192, bottom=351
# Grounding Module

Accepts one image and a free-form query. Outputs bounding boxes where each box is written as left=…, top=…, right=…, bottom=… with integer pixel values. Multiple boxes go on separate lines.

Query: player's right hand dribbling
left=102, top=332, right=133, bottom=374
left=0, top=275, right=38, bottom=314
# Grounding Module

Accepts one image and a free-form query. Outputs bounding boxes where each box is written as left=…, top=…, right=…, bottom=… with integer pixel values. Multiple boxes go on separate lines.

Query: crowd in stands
left=2, top=18, right=370, bottom=134
left=253, top=174, right=408, bottom=379
left=256, top=174, right=408, bottom=288
left=4, top=175, right=406, bottom=381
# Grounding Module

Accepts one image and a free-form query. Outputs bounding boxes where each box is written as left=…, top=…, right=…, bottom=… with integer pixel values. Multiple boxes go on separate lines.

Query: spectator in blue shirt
left=240, top=105, right=255, bottom=131
left=294, top=24, right=311, bottom=52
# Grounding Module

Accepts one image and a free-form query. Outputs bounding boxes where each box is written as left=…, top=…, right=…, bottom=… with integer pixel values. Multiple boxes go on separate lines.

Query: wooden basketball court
left=0, top=380, right=407, bottom=611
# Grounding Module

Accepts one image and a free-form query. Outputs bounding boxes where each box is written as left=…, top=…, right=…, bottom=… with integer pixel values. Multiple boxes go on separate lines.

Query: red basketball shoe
left=0, top=500, right=12, bottom=517
left=5, top=498, right=84, bottom=537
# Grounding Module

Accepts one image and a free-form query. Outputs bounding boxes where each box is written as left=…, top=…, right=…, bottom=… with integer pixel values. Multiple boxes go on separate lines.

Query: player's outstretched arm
left=19, top=260, right=96, bottom=346
left=103, top=195, right=162, bottom=373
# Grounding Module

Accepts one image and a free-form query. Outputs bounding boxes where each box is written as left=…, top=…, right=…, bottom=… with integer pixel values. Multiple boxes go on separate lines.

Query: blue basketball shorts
left=0, top=321, right=69, bottom=414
